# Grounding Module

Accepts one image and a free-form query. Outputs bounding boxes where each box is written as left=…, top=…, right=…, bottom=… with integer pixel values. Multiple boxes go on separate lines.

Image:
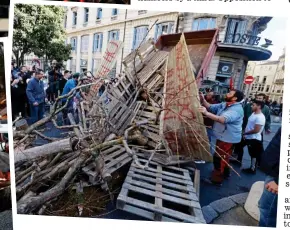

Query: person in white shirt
left=243, top=100, right=266, bottom=174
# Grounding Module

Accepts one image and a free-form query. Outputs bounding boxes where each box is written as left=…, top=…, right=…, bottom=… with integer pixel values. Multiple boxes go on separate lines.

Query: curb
left=202, top=192, right=249, bottom=224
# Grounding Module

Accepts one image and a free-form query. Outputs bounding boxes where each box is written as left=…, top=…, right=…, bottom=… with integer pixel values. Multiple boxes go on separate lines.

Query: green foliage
left=13, top=4, right=71, bottom=66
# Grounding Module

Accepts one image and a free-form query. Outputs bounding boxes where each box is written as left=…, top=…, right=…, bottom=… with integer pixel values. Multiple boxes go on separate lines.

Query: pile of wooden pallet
left=13, top=35, right=209, bottom=223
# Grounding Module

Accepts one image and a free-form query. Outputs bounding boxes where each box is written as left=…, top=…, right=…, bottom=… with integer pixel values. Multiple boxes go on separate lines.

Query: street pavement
left=197, top=116, right=281, bottom=207
left=25, top=110, right=283, bottom=223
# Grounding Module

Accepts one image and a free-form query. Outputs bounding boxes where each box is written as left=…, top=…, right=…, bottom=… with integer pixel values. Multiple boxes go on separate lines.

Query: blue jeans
left=258, top=176, right=278, bottom=227
left=30, top=102, right=45, bottom=124
left=206, top=127, right=214, bottom=155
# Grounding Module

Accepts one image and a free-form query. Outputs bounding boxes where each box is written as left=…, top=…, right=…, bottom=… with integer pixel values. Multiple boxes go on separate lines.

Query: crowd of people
left=10, top=60, right=87, bottom=124
left=199, top=89, right=281, bottom=227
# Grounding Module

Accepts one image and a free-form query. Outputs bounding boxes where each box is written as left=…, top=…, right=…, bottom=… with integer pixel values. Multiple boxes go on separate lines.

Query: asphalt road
left=197, top=116, right=281, bottom=207
left=24, top=111, right=282, bottom=221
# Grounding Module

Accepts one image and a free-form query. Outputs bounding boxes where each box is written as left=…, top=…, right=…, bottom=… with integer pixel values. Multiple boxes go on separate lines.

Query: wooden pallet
left=109, top=74, right=136, bottom=104
left=136, top=51, right=168, bottom=86
left=123, top=39, right=156, bottom=70
left=132, top=105, right=162, bottom=148
left=117, top=159, right=205, bottom=223
left=82, top=145, right=132, bottom=184
left=134, top=148, right=193, bottom=167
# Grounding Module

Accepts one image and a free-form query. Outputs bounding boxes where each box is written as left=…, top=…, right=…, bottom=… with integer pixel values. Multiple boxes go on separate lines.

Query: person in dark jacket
left=258, top=127, right=281, bottom=227
left=59, top=70, right=71, bottom=95
left=26, top=69, right=45, bottom=124
left=47, top=66, right=62, bottom=103
left=11, top=66, right=30, bottom=119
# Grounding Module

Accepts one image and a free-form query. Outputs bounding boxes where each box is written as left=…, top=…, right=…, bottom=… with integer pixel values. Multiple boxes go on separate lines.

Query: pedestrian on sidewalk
left=242, top=100, right=265, bottom=174
left=233, top=93, right=271, bottom=165
left=258, top=127, right=281, bottom=227
left=199, top=89, right=244, bottom=185
left=26, top=69, right=45, bottom=124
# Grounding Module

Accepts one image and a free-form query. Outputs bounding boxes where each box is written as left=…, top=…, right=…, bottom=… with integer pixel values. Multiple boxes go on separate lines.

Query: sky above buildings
left=260, top=17, right=287, bottom=60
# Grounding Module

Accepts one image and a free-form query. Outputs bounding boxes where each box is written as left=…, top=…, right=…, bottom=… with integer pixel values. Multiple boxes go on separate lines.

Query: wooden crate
left=82, top=145, right=132, bottom=184
left=117, top=159, right=205, bottom=223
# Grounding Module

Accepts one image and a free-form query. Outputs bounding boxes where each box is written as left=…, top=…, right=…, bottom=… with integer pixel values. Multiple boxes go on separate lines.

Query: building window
left=72, top=12, right=77, bottom=26
left=266, top=85, right=270, bottom=92
left=112, top=9, right=118, bottom=16
left=155, top=22, right=174, bottom=40
left=81, top=35, right=89, bottom=52
left=97, top=8, right=102, bottom=20
left=93, top=33, right=103, bottom=52
left=132, top=26, right=149, bottom=50
left=192, top=18, right=216, bottom=31
left=225, top=19, right=247, bottom=44
left=64, top=15, right=67, bottom=28
left=256, top=76, right=259, bottom=82
left=84, top=8, right=89, bottom=24
left=70, top=37, right=77, bottom=51
left=108, top=30, right=119, bottom=41
left=262, top=76, right=267, bottom=84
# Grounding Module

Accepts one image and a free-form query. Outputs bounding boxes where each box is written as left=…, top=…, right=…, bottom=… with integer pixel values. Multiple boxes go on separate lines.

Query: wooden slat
left=117, top=161, right=205, bottom=223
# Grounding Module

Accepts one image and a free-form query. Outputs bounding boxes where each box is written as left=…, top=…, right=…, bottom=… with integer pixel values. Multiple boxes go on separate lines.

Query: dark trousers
left=246, top=138, right=264, bottom=165
left=30, top=103, right=44, bottom=124
left=234, top=133, right=264, bottom=162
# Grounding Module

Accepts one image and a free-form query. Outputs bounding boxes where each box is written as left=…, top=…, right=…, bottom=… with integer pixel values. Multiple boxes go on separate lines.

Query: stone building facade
left=62, top=8, right=273, bottom=91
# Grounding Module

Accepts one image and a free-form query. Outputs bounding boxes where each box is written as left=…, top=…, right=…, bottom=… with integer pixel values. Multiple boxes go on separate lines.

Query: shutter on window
left=168, top=22, right=173, bottom=34
left=132, top=27, right=137, bottom=49
left=100, top=33, right=103, bottom=51
left=237, top=20, right=247, bottom=35
left=154, top=24, right=159, bottom=41
left=226, top=19, right=236, bottom=43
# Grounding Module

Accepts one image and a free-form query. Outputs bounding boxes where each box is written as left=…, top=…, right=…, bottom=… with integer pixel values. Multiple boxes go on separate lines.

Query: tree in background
left=13, top=4, right=71, bottom=69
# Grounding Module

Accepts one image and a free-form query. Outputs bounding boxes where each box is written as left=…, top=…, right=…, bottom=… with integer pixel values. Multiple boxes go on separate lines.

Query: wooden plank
left=130, top=163, right=191, bottom=180
left=129, top=167, right=193, bottom=186
left=162, top=33, right=211, bottom=162
left=117, top=160, right=205, bottom=223
left=127, top=171, right=195, bottom=193
left=194, top=169, right=200, bottom=200
left=119, top=196, right=205, bottom=223
left=122, top=183, right=200, bottom=209
left=125, top=176, right=197, bottom=201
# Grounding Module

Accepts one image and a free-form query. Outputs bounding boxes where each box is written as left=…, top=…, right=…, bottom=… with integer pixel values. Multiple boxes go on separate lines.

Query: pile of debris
left=13, top=34, right=212, bottom=223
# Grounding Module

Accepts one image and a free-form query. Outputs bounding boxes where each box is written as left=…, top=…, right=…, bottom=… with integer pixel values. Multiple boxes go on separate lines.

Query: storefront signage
left=217, top=61, right=233, bottom=77
left=226, top=33, right=261, bottom=46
